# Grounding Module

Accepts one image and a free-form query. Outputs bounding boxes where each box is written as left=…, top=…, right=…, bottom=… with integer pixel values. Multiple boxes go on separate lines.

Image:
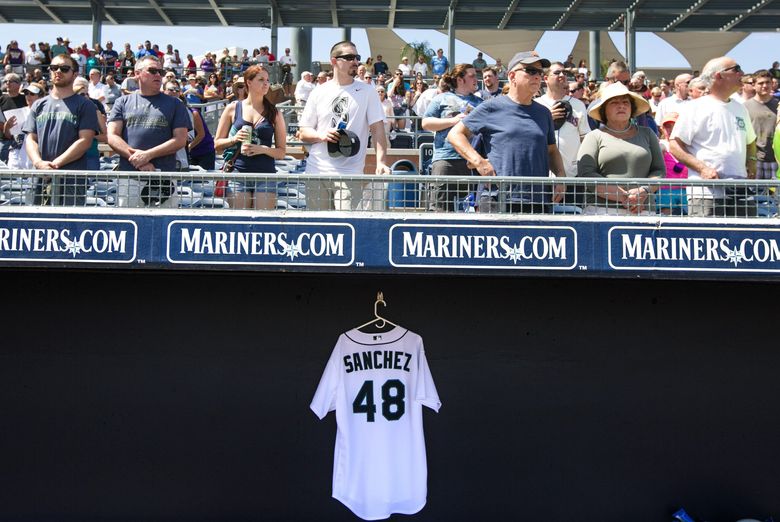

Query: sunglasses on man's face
left=514, top=66, right=544, bottom=76
left=144, top=68, right=163, bottom=76
left=49, top=65, right=73, bottom=73
left=335, top=54, right=361, bottom=62
left=722, top=64, right=742, bottom=74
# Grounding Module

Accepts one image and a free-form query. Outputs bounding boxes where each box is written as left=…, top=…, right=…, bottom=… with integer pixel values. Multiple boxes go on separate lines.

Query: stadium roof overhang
left=1, top=0, right=778, bottom=32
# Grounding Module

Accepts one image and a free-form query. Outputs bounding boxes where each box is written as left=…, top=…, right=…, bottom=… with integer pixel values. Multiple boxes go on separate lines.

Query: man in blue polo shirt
left=431, top=48, right=449, bottom=76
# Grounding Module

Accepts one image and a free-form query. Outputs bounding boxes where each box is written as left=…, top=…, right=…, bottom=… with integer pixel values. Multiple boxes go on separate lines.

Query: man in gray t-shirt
left=23, top=54, right=98, bottom=205
left=107, top=56, right=189, bottom=207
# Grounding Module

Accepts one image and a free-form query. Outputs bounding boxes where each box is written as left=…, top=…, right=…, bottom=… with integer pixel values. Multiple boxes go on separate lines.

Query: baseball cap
left=327, top=129, right=361, bottom=158
left=22, top=83, right=43, bottom=95
left=508, top=51, right=550, bottom=71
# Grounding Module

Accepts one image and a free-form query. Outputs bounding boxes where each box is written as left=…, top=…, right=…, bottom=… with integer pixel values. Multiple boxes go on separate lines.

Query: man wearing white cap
left=447, top=51, right=566, bottom=214
left=294, top=71, right=315, bottom=106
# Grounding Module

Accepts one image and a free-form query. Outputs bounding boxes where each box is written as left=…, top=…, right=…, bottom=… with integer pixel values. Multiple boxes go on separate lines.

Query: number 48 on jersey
left=352, top=379, right=405, bottom=422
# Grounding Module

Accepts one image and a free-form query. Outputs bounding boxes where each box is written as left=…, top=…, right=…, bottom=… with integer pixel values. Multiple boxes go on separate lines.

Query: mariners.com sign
left=0, top=218, right=137, bottom=263
left=2, top=214, right=780, bottom=275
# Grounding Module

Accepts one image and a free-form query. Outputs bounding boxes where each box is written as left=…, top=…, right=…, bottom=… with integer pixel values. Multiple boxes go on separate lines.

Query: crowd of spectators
left=2, top=35, right=779, bottom=217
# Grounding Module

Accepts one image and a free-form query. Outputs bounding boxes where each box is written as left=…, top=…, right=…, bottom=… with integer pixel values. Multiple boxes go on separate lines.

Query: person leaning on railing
left=576, top=82, right=664, bottom=216
left=447, top=51, right=566, bottom=215
left=669, top=57, right=758, bottom=217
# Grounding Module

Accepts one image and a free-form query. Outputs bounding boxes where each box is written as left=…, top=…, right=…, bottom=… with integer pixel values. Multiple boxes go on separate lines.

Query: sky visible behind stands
left=2, top=24, right=778, bottom=74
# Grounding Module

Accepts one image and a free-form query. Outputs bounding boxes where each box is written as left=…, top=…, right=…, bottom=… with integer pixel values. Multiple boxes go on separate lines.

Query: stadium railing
left=1, top=168, right=777, bottom=218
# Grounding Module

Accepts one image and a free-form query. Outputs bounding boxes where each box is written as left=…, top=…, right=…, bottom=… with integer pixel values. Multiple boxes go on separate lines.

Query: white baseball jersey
left=311, top=326, right=441, bottom=521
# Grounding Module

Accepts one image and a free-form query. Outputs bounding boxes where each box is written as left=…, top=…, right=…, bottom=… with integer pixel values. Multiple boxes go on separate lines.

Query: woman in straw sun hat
left=577, top=82, right=665, bottom=215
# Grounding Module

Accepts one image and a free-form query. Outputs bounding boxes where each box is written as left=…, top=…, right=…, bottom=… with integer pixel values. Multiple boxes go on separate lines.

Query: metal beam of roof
left=607, top=0, right=647, bottom=31
left=93, top=0, right=119, bottom=25
left=387, top=0, right=396, bottom=28
left=147, top=0, right=173, bottom=24
left=329, top=0, right=337, bottom=27
left=721, top=0, right=772, bottom=32
left=1, top=0, right=777, bottom=32
left=663, top=0, right=710, bottom=31
left=553, top=0, right=583, bottom=31
left=269, top=0, right=282, bottom=25
left=33, top=0, right=63, bottom=23
left=498, top=0, right=520, bottom=31
left=206, top=0, right=227, bottom=26
left=443, top=0, right=457, bottom=29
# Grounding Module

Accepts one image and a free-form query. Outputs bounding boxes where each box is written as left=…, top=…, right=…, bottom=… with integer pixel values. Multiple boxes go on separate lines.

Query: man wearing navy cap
left=448, top=51, right=566, bottom=214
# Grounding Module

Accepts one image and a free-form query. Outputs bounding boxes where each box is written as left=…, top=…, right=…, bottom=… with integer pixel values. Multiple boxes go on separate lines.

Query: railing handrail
left=1, top=169, right=777, bottom=187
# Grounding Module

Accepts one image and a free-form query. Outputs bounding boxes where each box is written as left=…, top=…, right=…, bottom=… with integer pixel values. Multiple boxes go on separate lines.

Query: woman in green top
left=577, top=82, right=665, bottom=215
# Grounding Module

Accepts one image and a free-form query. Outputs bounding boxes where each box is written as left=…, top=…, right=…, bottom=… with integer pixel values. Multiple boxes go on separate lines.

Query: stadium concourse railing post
left=1, top=168, right=778, bottom=217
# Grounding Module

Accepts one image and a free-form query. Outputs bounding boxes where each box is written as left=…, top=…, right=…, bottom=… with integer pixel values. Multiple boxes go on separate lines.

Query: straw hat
left=588, top=82, right=650, bottom=123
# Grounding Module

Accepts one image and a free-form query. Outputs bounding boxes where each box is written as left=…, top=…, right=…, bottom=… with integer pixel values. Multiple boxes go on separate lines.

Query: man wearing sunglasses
left=23, top=54, right=98, bottom=205
left=448, top=51, right=566, bottom=214
left=108, top=56, right=191, bottom=206
left=670, top=57, right=758, bottom=217
left=299, top=40, right=390, bottom=210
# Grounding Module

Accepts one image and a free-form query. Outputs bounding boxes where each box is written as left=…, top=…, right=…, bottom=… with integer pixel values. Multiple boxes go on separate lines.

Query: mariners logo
left=167, top=220, right=355, bottom=266
left=389, top=224, right=577, bottom=270
left=609, top=226, right=780, bottom=272
left=0, top=218, right=137, bottom=263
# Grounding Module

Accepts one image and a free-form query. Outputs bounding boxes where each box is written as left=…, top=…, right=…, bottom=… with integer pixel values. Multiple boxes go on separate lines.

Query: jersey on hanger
left=311, top=326, right=441, bottom=521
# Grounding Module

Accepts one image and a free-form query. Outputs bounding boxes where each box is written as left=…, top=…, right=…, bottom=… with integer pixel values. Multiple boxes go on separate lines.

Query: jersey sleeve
left=310, top=337, right=343, bottom=419
left=415, top=341, right=441, bottom=412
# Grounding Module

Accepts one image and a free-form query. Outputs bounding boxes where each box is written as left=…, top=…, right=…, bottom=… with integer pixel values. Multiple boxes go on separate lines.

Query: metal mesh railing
left=1, top=168, right=778, bottom=218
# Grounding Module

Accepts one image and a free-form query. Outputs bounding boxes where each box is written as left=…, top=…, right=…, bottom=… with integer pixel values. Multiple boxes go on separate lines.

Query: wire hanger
left=356, top=291, right=398, bottom=331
